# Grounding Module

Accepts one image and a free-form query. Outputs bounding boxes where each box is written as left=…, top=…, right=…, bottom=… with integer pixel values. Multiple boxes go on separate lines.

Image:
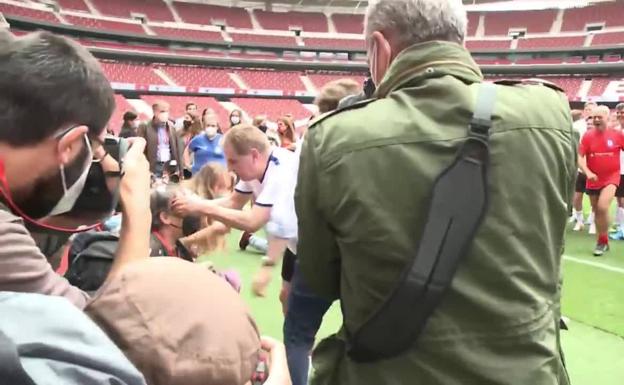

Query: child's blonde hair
left=187, top=163, right=234, bottom=200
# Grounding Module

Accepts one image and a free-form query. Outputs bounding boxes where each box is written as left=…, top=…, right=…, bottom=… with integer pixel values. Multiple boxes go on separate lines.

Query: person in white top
left=571, top=109, right=588, bottom=231
left=615, top=103, right=624, bottom=228
left=171, top=124, right=299, bottom=290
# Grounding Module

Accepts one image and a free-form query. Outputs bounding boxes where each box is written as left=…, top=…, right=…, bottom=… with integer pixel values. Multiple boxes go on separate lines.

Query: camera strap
left=346, top=82, right=497, bottom=362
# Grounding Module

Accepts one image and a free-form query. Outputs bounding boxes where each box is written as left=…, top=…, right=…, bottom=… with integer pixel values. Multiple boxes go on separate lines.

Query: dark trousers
left=283, top=262, right=332, bottom=385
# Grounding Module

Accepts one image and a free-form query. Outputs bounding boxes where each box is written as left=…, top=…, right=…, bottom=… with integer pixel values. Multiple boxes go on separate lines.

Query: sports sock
left=598, top=234, right=609, bottom=245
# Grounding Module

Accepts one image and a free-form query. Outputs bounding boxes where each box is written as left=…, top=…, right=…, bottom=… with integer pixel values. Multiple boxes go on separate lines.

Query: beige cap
left=86, top=258, right=260, bottom=385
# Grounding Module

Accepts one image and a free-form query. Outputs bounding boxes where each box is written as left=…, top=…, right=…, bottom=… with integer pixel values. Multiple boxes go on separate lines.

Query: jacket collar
left=375, top=41, right=483, bottom=98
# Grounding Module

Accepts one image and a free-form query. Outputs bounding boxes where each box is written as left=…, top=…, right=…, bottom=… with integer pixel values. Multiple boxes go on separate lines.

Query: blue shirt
left=189, top=133, right=225, bottom=174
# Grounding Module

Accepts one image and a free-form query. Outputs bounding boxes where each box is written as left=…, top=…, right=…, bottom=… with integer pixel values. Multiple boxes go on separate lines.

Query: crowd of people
left=2, top=0, right=622, bottom=384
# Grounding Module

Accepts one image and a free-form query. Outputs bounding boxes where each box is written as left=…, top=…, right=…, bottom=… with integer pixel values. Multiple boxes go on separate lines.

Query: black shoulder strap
left=346, top=82, right=498, bottom=362
left=0, top=330, right=37, bottom=385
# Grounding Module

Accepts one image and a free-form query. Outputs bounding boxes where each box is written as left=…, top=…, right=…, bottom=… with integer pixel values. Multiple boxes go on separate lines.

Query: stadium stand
left=58, top=0, right=90, bottom=13
left=561, top=1, right=624, bottom=32
left=231, top=98, right=311, bottom=120
left=90, top=0, right=175, bottom=22
left=517, top=36, right=587, bottom=49
left=100, top=61, right=165, bottom=84
left=483, top=10, right=556, bottom=35
left=173, top=1, right=252, bottom=29
left=0, top=2, right=58, bottom=23
left=467, top=12, right=480, bottom=37
left=588, top=77, right=613, bottom=97
left=229, top=32, right=297, bottom=47
left=254, top=9, right=328, bottom=32
left=592, top=31, right=624, bottom=46
left=160, top=65, right=238, bottom=88
left=306, top=73, right=366, bottom=90
left=465, top=39, right=511, bottom=50
left=64, top=15, right=146, bottom=34
left=151, top=26, right=223, bottom=42
left=304, top=37, right=365, bottom=50
left=234, top=69, right=306, bottom=91
left=331, top=13, right=363, bottom=34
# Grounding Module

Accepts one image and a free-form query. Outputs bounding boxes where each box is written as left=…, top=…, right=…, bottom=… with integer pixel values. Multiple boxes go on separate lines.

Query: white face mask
left=230, top=116, right=241, bottom=125
left=47, top=135, right=93, bottom=217
left=205, top=126, right=218, bottom=138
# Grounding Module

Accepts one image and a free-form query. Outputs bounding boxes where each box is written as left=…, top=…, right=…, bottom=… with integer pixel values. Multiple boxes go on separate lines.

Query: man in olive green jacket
left=295, top=0, right=575, bottom=384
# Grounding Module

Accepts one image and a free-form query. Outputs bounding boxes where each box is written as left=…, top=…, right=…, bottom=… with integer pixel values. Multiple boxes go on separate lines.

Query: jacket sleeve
left=0, top=210, right=89, bottom=309
left=295, top=128, right=340, bottom=301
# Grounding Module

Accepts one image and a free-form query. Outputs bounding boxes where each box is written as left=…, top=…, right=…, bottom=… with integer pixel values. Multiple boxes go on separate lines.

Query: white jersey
left=235, top=147, right=299, bottom=252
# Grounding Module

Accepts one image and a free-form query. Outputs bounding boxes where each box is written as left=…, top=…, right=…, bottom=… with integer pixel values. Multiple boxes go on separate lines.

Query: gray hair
left=365, top=0, right=467, bottom=50
left=615, top=103, right=624, bottom=111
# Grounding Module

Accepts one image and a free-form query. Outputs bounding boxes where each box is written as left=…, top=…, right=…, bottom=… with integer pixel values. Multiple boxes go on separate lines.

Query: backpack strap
left=0, top=330, right=37, bottom=385
left=346, top=82, right=498, bottom=362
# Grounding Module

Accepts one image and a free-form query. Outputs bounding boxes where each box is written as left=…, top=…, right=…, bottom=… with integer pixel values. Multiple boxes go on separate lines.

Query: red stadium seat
left=587, top=77, right=612, bottom=97
left=254, top=9, right=328, bottom=32
left=467, top=13, right=480, bottom=37
left=64, top=15, right=145, bottom=34
left=58, top=0, right=90, bottom=13
left=151, top=26, right=222, bottom=42
left=331, top=13, right=364, bottom=34
left=517, top=36, right=586, bottom=49
left=465, top=40, right=511, bottom=50
left=304, top=37, right=365, bottom=50
left=231, top=98, right=312, bottom=120
left=173, top=1, right=252, bottom=29
left=235, top=70, right=306, bottom=92
left=483, top=10, right=556, bottom=35
left=592, top=31, right=624, bottom=47
left=306, top=73, right=366, bottom=90
left=0, top=3, right=58, bottom=23
left=90, top=0, right=175, bottom=22
left=562, top=2, right=624, bottom=32
left=100, top=61, right=165, bottom=84
left=160, top=65, right=237, bottom=88
left=230, top=33, right=297, bottom=47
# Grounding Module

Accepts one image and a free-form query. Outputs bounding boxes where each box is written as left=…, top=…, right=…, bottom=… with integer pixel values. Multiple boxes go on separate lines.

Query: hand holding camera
left=119, top=138, right=151, bottom=218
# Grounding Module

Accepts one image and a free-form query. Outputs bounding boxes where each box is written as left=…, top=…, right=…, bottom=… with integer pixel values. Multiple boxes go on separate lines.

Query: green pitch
left=206, top=228, right=624, bottom=385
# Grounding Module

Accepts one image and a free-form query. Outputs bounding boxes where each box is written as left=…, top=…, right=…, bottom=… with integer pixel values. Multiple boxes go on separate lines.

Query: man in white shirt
left=171, top=124, right=330, bottom=385
left=615, top=103, right=624, bottom=228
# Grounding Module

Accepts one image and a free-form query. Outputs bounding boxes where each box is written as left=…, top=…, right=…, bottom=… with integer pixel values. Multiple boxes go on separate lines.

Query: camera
left=69, top=136, right=129, bottom=220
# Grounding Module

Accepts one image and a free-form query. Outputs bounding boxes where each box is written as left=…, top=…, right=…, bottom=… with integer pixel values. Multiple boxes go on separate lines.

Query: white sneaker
left=573, top=221, right=584, bottom=231
left=568, top=215, right=577, bottom=224
left=586, top=213, right=595, bottom=226
left=589, top=223, right=597, bottom=235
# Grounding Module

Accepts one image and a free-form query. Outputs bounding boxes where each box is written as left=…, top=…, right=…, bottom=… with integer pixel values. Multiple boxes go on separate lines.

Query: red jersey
left=579, top=128, right=624, bottom=189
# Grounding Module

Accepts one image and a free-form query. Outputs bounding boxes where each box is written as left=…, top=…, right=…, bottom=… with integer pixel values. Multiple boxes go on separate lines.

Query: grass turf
left=205, top=228, right=624, bottom=384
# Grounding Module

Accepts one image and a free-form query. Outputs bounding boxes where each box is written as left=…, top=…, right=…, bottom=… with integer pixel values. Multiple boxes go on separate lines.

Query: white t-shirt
left=235, top=147, right=299, bottom=252
left=573, top=119, right=587, bottom=174
left=157, top=126, right=171, bottom=163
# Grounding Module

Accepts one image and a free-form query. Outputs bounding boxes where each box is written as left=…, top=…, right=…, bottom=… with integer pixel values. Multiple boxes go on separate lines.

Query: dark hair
left=150, top=186, right=178, bottom=230
left=0, top=30, right=114, bottom=146
left=123, top=111, right=138, bottom=122
left=185, top=102, right=197, bottom=111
